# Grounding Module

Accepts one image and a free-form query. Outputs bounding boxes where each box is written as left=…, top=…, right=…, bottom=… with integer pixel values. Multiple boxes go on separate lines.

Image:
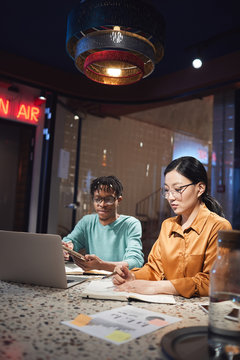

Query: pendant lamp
left=66, top=0, right=165, bottom=85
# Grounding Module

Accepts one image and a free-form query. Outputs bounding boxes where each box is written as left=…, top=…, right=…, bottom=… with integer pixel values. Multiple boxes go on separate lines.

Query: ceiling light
left=34, top=91, right=47, bottom=105
left=38, top=95, right=46, bottom=101
left=66, top=0, right=165, bottom=86
left=192, top=58, right=203, bottom=69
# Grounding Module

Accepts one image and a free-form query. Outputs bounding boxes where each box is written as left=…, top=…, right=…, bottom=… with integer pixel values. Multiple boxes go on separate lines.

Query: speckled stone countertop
left=0, top=279, right=209, bottom=360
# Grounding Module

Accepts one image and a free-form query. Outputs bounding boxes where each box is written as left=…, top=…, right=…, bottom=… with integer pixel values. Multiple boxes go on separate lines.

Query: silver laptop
left=0, top=230, right=87, bottom=289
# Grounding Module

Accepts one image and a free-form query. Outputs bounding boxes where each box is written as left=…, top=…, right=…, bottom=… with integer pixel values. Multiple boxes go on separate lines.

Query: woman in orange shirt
left=113, top=156, right=232, bottom=298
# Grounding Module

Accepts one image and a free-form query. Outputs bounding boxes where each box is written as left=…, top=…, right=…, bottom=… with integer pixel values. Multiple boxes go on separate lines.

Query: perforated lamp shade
left=66, top=0, right=165, bottom=85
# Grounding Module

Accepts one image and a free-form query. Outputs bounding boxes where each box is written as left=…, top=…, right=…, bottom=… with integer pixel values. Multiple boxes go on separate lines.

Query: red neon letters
left=16, top=104, right=40, bottom=122
left=0, top=96, right=40, bottom=123
left=0, top=98, right=9, bottom=115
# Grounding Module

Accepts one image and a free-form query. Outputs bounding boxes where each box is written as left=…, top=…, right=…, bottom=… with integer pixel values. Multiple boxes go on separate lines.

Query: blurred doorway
left=0, top=118, right=35, bottom=231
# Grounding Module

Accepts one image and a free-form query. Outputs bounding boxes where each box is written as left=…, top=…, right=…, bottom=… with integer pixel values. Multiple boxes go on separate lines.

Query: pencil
left=62, top=244, right=86, bottom=262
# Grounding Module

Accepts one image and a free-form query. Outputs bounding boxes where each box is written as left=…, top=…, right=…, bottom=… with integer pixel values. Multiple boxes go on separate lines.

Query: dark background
left=0, top=0, right=240, bottom=116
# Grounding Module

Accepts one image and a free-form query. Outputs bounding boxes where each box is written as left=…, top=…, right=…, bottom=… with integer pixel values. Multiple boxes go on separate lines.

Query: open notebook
left=0, top=230, right=88, bottom=289
left=65, top=262, right=112, bottom=276
left=82, top=279, right=176, bottom=304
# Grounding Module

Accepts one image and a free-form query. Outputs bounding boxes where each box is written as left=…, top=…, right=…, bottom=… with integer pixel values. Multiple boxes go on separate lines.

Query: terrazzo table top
left=0, top=279, right=209, bottom=360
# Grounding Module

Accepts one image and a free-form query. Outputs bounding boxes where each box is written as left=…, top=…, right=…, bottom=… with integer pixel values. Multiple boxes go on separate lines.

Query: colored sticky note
left=148, top=318, right=168, bottom=326
left=106, top=330, right=132, bottom=343
left=71, top=313, right=92, bottom=327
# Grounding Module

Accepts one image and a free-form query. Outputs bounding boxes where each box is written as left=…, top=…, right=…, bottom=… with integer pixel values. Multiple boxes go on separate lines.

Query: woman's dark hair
left=90, top=175, right=123, bottom=198
left=164, top=156, right=224, bottom=217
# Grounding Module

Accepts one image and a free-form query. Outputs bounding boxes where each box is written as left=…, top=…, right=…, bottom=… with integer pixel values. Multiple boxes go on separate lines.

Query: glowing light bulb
left=110, top=26, right=123, bottom=44
left=106, top=68, right=122, bottom=77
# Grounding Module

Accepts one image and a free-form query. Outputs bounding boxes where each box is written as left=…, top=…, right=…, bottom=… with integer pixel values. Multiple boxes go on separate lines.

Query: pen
left=62, top=244, right=86, bottom=262
left=103, top=265, right=125, bottom=279
left=102, top=271, right=117, bottom=279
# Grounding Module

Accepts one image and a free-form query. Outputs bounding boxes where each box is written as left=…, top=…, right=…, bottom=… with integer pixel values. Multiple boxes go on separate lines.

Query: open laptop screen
left=0, top=230, right=86, bottom=289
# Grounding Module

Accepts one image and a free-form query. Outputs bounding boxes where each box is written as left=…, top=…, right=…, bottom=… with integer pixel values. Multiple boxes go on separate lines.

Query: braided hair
left=90, top=175, right=123, bottom=198
left=164, top=156, right=225, bottom=217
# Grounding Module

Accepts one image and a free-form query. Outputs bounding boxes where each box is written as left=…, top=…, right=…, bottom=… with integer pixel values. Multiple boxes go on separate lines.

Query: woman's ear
left=197, top=182, right=206, bottom=197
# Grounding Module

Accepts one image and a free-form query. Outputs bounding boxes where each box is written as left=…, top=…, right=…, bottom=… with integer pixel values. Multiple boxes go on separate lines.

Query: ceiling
left=0, top=0, right=240, bottom=117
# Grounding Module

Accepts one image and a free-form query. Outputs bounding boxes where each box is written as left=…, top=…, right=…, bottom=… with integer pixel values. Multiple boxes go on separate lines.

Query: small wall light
left=192, top=57, right=203, bottom=69
left=34, top=91, right=47, bottom=106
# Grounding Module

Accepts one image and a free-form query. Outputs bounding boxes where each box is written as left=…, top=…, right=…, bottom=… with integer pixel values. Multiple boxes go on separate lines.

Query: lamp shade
left=66, top=0, right=165, bottom=85
left=84, top=50, right=145, bottom=85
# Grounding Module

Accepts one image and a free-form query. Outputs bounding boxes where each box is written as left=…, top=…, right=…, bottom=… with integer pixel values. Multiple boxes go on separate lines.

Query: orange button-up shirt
left=132, top=205, right=232, bottom=298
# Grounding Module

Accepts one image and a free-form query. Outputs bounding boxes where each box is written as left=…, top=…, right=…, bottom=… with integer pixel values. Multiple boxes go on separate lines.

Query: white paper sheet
left=62, top=305, right=180, bottom=345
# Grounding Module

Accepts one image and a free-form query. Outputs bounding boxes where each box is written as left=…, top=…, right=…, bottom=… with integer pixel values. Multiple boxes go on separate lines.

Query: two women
left=113, top=156, right=232, bottom=298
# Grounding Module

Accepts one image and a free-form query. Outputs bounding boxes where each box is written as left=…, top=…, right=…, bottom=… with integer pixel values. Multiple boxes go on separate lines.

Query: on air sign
left=0, top=96, right=41, bottom=124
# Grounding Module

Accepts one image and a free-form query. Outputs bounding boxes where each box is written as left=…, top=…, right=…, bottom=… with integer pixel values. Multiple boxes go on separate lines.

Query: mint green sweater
left=63, top=214, right=144, bottom=269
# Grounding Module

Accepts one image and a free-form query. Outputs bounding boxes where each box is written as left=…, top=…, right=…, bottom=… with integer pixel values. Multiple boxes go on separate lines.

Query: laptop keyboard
left=67, top=277, right=88, bottom=284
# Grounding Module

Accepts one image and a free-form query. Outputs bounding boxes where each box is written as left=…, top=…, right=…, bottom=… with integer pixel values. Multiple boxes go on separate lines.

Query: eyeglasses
left=93, top=196, right=117, bottom=205
left=161, top=183, right=195, bottom=199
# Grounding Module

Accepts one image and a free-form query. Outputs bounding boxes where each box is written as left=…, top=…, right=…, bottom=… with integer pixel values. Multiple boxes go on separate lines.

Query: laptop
left=0, top=230, right=88, bottom=289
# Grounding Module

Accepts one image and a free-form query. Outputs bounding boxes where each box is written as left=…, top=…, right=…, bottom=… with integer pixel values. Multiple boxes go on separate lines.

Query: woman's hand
left=62, top=241, right=73, bottom=261
left=115, top=280, right=159, bottom=295
left=112, top=265, right=135, bottom=285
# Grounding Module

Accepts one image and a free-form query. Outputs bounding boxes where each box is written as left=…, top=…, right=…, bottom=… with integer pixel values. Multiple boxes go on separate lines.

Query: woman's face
left=164, top=170, right=205, bottom=216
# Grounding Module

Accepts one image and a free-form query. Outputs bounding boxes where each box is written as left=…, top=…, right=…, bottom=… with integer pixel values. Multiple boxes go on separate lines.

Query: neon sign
left=0, top=96, right=40, bottom=124
left=0, top=98, right=9, bottom=115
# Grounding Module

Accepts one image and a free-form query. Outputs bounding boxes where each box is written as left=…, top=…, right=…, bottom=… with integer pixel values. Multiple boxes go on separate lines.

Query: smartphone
left=199, top=304, right=209, bottom=314
left=199, top=304, right=239, bottom=322
left=224, top=308, right=239, bottom=322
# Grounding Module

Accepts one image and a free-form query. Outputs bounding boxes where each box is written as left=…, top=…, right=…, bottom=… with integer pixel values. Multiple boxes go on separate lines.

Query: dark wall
left=233, top=90, right=240, bottom=229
